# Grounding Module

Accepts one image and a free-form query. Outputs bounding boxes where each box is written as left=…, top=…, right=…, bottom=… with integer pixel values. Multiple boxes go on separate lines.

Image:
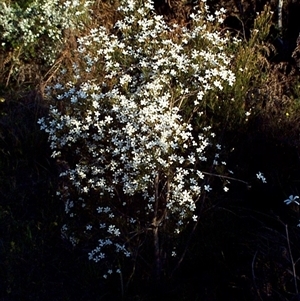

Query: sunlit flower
left=39, top=0, right=235, bottom=277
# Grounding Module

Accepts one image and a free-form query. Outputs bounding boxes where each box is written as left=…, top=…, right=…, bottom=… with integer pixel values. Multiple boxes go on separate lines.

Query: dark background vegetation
left=1, top=0, right=300, bottom=300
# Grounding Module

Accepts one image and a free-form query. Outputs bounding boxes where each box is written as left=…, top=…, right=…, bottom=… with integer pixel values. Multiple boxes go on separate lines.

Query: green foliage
left=202, top=4, right=300, bottom=141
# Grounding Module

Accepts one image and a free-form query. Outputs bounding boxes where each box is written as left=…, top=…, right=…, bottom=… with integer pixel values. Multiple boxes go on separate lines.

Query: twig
left=277, top=216, right=299, bottom=295
left=118, top=262, right=124, bottom=300
left=201, top=171, right=249, bottom=186
left=278, top=0, right=283, bottom=33
left=252, top=250, right=264, bottom=301
left=170, top=191, right=206, bottom=278
left=285, top=224, right=299, bottom=294
left=153, top=173, right=162, bottom=281
left=170, top=215, right=198, bottom=278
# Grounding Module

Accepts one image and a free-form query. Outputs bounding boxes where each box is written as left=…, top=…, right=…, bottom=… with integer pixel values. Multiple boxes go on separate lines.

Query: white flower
left=86, top=224, right=93, bottom=230
left=256, top=172, right=267, bottom=184
left=284, top=195, right=300, bottom=206
left=204, top=185, right=212, bottom=192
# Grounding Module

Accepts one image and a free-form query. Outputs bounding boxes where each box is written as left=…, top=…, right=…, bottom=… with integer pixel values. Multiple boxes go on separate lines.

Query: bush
left=38, top=0, right=237, bottom=282
left=0, top=0, right=93, bottom=86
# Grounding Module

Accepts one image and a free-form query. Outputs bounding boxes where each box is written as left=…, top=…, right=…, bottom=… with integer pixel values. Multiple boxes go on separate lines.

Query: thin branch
left=153, top=173, right=162, bottom=281
left=170, top=191, right=206, bottom=278
left=285, top=224, right=298, bottom=294
left=201, top=171, right=249, bottom=186
left=252, top=250, right=264, bottom=301
left=170, top=215, right=199, bottom=278
left=277, top=216, right=299, bottom=295
left=278, top=0, right=283, bottom=33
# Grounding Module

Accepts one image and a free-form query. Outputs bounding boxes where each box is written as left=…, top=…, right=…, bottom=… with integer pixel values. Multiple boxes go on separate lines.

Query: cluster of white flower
left=0, top=0, right=93, bottom=63
left=38, top=0, right=236, bottom=276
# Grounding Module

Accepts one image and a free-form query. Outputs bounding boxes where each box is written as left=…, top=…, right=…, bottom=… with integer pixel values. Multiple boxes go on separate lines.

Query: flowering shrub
left=38, top=0, right=236, bottom=280
left=0, top=0, right=93, bottom=64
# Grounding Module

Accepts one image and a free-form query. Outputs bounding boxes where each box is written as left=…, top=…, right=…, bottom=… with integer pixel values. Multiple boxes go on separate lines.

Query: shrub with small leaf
left=221, top=4, right=300, bottom=135
left=38, top=0, right=236, bottom=281
left=0, top=0, right=93, bottom=85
